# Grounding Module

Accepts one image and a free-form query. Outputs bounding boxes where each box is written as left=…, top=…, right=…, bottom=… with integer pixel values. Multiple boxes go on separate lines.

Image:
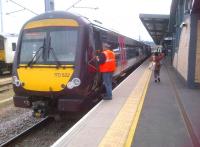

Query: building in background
left=169, top=0, right=200, bottom=88
left=140, top=0, right=200, bottom=88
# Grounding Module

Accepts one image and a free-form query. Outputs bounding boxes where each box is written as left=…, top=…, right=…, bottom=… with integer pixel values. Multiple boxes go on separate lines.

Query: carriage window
left=12, top=43, right=16, bottom=51
left=0, top=38, right=4, bottom=50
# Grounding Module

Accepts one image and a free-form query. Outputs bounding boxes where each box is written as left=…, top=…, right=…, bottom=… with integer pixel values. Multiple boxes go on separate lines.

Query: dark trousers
left=102, top=72, right=113, bottom=98
left=154, top=69, right=160, bottom=79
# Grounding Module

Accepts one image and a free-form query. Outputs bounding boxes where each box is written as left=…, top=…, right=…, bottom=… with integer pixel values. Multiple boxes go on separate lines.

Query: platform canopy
left=139, top=14, right=169, bottom=45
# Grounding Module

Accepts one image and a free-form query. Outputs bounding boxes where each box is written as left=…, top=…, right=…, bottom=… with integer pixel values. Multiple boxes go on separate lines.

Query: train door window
left=87, top=27, right=95, bottom=64
left=135, top=48, right=139, bottom=56
left=93, top=30, right=102, bottom=53
left=12, top=43, right=16, bottom=51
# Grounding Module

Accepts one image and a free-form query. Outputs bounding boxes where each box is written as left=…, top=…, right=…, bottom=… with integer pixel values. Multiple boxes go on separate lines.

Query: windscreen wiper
left=48, top=37, right=61, bottom=67
left=27, top=46, right=44, bottom=67
left=48, top=47, right=61, bottom=67
left=27, top=38, right=46, bottom=67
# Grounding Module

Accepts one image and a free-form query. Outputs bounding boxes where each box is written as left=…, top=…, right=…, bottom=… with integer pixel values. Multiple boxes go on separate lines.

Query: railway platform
left=0, top=77, right=11, bottom=84
left=51, top=57, right=200, bottom=147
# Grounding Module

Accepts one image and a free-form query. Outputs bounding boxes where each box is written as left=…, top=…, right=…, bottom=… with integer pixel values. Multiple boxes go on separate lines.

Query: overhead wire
left=8, top=0, right=38, bottom=15
left=66, top=0, right=83, bottom=11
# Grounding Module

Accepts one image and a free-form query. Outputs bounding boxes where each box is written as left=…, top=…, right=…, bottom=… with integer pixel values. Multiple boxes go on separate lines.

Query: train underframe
left=0, top=61, right=12, bottom=75
left=13, top=91, right=101, bottom=118
left=13, top=57, right=148, bottom=118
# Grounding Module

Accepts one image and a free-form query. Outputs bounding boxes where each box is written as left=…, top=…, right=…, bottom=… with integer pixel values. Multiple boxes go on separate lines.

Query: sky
left=2, top=0, right=172, bottom=41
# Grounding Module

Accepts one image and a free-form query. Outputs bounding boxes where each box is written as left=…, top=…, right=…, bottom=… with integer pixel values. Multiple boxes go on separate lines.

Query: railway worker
left=96, top=42, right=116, bottom=100
left=150, top=52, right=164, bottom=83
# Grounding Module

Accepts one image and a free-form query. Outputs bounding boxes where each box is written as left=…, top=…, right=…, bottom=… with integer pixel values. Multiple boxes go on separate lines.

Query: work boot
left=103, top=96, right=112, bottom=100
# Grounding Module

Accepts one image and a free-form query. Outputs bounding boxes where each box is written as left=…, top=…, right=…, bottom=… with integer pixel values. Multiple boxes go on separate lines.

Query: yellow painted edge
left=19, top=64, right=74, bottom=67
left=125, top=70, right=152, bottom=147
left=0, top=50, right=5, bottom=61
left=98, top=68, right=152, bottom=147
left=17, top=66, right=74, bottom=91
left=0, top=97, right=12, bottom=104
left=24, top=18, right=79, bottom=29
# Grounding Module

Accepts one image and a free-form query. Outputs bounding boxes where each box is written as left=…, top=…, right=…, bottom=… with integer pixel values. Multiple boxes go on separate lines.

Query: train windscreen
left=19, top=28, right=78, bottom=64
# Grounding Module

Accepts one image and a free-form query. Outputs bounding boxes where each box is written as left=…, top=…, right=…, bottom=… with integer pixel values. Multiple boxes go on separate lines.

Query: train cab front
left=12, top=12, right=88, bottom=117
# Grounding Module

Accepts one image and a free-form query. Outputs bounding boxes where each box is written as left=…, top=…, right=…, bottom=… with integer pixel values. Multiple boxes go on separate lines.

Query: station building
left=169, top=0, right=200, bottom=88
left=140, top=0, right=200, bottom=88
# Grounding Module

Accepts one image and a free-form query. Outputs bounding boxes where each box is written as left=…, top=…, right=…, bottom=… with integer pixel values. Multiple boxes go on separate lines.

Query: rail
left=0, top=117, right=53, bottom=147
left=0, top=78, right=12, bottom=93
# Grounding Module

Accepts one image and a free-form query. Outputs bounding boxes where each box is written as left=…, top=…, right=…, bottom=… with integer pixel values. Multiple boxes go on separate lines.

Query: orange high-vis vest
left=99, top=49, right=116, bottom=72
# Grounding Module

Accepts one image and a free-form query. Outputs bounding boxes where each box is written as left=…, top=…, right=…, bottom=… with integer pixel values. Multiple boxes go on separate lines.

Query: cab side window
left=93, top=30, right=102, bottom=52
left=12, top=43, right=16, bottom=51
left=0, top=38, right=4, bottom=50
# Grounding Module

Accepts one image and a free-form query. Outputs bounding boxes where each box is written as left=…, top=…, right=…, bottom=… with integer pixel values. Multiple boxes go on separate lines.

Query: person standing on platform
left=96, top=42, right=116, bottom=100
left=150, top=52, right=164, bottom=83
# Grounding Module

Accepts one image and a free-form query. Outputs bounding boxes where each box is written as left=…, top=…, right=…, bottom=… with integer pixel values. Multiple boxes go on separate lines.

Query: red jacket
left=150, top=53, right=164, bottom=70
left=99, top=49, right=116, bottom=72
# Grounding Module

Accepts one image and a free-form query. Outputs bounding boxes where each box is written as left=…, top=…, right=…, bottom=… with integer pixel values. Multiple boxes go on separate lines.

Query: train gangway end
left=51, top=58, right=200, bottom=147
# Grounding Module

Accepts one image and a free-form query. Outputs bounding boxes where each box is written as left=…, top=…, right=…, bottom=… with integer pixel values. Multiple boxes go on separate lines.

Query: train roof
left=22, top=11, right=149, bottom=47
left=24, top=11, right=121, bottom=35
left=23, top=11, right=90, bottom=28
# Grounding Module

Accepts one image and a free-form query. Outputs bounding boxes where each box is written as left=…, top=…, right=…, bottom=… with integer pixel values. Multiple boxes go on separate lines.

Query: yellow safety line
left=0, top=97, right=13, bottom=104
left=125, top=69, right=152, bottom=147
left=98, top=69, right=152, bottom=147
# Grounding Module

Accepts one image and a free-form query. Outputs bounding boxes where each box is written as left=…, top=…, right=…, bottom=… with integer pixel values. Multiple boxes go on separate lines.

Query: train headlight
left=67, top=82, right=74, bottom=89
left=72, top=78, right=81, bottom=87
left=12, top=76, right=21, bottom=87
left=67, top=78, right=81, bottom=89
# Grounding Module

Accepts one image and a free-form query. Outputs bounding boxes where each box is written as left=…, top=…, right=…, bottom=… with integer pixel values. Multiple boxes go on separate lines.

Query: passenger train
left=0, top=34, right=18, bottom=74
left=12, top=11, right=151, bottom=117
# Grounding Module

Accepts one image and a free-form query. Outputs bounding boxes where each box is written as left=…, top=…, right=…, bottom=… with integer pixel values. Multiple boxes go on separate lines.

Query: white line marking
left=0, top=97, right=13, bottom=104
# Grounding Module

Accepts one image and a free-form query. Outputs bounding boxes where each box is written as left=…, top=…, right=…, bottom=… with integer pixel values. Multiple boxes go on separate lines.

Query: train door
left=92, top=29, right=103, bottom=89
left=0, top=36, right=5, bottom=74
left=118, top=36, right=127, bottom=72
left=85, top=28, right=102, bottom=92
left=0, top=36, right=5, bottom=62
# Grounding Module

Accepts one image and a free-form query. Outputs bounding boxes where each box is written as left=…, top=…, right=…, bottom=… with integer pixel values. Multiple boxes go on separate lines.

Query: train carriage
left=0, top=34, right=18, bottom=74
left=12, top=11, right=151, bottom=117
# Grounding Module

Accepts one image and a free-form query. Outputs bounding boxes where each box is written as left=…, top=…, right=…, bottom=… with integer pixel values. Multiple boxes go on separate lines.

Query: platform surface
left=133, top=59, right=200, bottom=147
left=52, top=58, right=200, bottom=147
left=52, top=61, right=150, bottom=147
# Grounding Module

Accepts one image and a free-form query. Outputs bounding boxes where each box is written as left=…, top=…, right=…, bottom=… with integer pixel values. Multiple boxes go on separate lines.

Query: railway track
left=0, top=59, right=147, bottom=146
left=0, top=117, right=53, bottom=147
left=0, top=72, right=131, bottom=146
left=0, top=78, right=12, bottom=93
